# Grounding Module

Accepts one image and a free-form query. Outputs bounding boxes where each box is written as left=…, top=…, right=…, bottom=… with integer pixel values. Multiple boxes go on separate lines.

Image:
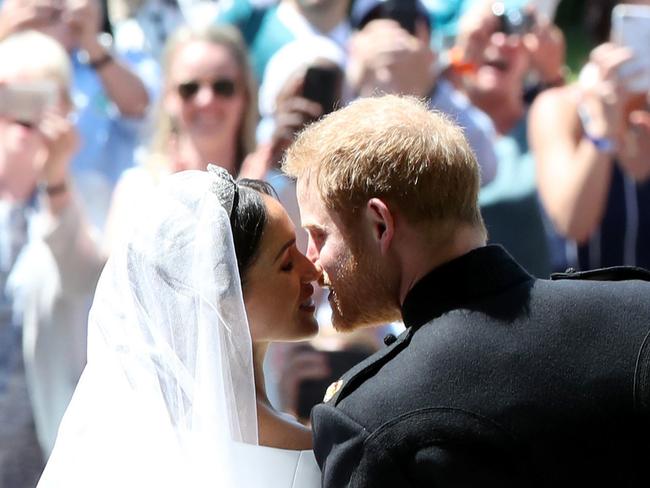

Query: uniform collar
left=401, top=245, right=532, bottom=329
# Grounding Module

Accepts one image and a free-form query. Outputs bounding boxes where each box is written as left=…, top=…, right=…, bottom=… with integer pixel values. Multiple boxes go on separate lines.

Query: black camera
left=492, top=2, right=535, bottom=35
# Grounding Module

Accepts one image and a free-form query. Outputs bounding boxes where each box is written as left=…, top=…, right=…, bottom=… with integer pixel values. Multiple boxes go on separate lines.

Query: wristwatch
left=81, top=33, right=114, bottom=71
left=38, top=180, right=69, bottom=197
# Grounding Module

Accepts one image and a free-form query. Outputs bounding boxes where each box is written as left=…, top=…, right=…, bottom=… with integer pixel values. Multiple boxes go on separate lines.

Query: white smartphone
left=528, top=0, right=561, bottom=22
left=0, top=80, right=59, bottom=125
left=611, top=3, right=650, bottom=93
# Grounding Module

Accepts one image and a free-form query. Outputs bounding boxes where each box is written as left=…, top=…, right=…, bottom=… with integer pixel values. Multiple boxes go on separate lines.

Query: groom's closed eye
left=307, top=228, right=326, bottom=249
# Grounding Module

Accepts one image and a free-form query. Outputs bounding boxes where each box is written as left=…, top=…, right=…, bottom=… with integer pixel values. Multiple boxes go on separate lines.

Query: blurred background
left=1, top=0, right=649, bottom=485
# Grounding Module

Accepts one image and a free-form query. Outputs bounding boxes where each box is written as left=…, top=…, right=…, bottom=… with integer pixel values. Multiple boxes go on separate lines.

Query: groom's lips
left=319, top=270, right=332, bottom=288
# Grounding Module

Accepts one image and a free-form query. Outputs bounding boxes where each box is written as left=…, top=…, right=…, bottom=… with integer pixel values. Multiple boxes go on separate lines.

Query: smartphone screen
left=0, top=81, right=58, bottom=125
left=302, top=65, right=341, bottom=116
left=611, top=4, right=650, bottom=93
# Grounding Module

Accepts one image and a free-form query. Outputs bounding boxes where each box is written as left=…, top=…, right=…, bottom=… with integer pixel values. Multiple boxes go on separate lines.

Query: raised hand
left=0, top=0, right=63, bottom=40
left=64, top=0, right=101, bottom=53
left=37, top=110, right=78, bottom=187
left=523, top=16, right=566, bottom=84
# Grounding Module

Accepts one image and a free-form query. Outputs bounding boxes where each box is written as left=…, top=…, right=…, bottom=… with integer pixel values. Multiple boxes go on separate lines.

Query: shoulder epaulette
left=325, top=327, right=414, bottom=406
left=551, top=266, right=650, bottom=282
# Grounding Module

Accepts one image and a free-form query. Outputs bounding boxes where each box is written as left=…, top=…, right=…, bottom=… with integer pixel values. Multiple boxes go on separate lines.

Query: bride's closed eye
left=281, top=259, right=294, bottom=272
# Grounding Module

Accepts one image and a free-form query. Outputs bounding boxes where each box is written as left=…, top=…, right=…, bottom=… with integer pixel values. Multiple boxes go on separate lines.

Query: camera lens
left=493, top=3, right=534, bottom=36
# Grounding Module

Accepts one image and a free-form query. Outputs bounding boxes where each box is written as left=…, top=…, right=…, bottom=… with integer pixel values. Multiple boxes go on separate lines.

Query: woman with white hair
left=0, top=29, right=93, bottom=485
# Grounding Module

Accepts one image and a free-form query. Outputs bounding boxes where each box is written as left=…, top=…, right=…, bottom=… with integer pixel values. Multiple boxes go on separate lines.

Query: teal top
left=479, top=117, right=551, bottom=278
left=216, top=2, right=300, bottom=82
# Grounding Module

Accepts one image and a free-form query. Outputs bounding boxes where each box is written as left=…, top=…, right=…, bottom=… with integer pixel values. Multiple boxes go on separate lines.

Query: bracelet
left=577, top=103, right=617, bottom=155
left=582, top=131, right=616, bottom=154
left=38, top=180, right=69, bottom=197
left=89, top=52, right=113, bottom=71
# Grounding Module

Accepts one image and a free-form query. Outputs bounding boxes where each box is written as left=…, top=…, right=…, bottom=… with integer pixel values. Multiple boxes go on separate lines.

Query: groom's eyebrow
left=273, top=239, right=295, bottom=263
left=303, top=223, right=326, bottom=234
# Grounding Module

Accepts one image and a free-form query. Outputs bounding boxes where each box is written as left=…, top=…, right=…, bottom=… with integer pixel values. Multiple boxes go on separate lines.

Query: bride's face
left=243, top=196, right=322, bottom=342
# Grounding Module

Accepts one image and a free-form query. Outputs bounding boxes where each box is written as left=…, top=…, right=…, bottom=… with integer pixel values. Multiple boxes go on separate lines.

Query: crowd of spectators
left=1, top=0, right=648, bottom=485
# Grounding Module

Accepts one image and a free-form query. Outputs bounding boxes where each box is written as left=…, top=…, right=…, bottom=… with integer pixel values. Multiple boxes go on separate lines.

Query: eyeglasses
left=176, top=79, right=238, bottom=101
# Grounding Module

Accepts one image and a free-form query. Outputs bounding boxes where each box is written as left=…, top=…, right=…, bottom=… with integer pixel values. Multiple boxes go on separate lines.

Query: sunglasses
left=176, top=79, right=238, bottom=101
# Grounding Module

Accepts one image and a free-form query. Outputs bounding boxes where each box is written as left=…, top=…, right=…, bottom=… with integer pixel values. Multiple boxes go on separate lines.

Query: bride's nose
left=300, top=253, right=322, bottom=282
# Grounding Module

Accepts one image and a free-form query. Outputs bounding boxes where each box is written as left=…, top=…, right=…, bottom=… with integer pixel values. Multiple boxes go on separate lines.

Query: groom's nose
left=306, top=237, right=320, bottom=264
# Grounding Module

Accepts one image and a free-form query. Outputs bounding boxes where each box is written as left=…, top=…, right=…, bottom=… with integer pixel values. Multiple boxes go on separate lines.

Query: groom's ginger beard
left=325, top=231, right=401, bottom=331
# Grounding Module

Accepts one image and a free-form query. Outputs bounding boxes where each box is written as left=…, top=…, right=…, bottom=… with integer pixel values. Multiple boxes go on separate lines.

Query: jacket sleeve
left=37, top=195, right=105, bottom=296
left=312, top=404, right=529, bottom=488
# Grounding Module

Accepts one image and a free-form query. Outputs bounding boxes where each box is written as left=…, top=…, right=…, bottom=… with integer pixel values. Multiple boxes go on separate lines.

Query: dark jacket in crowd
left=311, top=245, right=650, bottom=487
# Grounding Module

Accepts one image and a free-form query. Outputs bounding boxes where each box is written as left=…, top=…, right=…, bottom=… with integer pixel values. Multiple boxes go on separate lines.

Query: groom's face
left=297, top=178, right=398, bottom=331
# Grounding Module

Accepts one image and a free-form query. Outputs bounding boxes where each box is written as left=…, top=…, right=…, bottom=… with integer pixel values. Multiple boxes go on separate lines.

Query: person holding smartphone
left=346, top=0, right=499, bottom=188
left=0, top=30, right=99, bottom=487
left=447, top=0, right=566, bottom=278
left=0, top=0, right=154, bottom=230
left=529, top=0, right=650, bottom=272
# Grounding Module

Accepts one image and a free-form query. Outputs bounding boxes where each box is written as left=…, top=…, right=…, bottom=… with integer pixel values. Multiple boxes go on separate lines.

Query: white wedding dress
left=38, top=168, right=321, bottom=487
left=233, top=444, right=320, bottom=487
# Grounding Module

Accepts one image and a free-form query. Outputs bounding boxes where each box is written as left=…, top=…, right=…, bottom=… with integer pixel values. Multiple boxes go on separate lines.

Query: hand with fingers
left=577, top=43, right=637, bottom=151
left=64, top=0, right=101, bottom=51
left=348, top=18, right=434, bottom=97
left=271, top=74, right=322, bottom=159
left=578, top=42, right=650, bottom=181
left=523, top=15, right=566, bottom=85
left=0, top=0, right=64, bottom=40
left=239, top=73, right=321, bottom=178
left=37, top=110, right=78, bottom=189
left=454, top=2, right=500, bottom=69
left=619, top=100, right=650, bottom=182
left=278, top=345, right=331, bottom=421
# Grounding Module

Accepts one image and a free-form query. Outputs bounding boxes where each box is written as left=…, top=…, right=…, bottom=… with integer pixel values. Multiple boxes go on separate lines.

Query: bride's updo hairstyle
left=231, top=179, right=278, bottom=286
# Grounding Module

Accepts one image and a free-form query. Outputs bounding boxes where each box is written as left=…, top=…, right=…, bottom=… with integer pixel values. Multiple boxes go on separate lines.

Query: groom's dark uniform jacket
left=311, top=245, right=650, bottom=487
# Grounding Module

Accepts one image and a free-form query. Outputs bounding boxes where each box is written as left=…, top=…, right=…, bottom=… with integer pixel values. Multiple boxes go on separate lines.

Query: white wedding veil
left=38, top=168, right=258, bottom=487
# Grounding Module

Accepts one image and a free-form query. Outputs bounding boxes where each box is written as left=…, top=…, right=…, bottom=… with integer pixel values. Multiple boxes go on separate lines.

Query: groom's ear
left=365, top=198, right=394, bottom=255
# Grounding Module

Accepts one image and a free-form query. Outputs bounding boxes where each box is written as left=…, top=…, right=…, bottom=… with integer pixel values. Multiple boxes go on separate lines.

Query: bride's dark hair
left=231, top=179, right=279, bottom=285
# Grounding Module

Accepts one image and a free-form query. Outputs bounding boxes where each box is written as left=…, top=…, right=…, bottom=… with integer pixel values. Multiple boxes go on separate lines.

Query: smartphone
left=0, top=81, right=58, bottom=126
left=611, top=3, right=650, bottom=93
left=296, top=349, right=370, bottom=420
left=302, top=65, right=341, bottom=116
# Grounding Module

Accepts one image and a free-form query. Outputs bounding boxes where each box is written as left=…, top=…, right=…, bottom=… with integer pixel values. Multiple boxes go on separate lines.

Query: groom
left=283, top=95, right=650, bottom=487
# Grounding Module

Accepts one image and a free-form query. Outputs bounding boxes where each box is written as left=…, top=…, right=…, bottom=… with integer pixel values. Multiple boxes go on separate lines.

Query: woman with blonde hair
left=29, top=24, right=259, bottom=318
left=147, top=23, right=257, bottom=177
left=105, top=23, right=258, bottom=247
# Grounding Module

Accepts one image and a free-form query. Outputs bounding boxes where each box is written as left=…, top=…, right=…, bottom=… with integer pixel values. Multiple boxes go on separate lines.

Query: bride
left=37, top=165, right=322, bottom=487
